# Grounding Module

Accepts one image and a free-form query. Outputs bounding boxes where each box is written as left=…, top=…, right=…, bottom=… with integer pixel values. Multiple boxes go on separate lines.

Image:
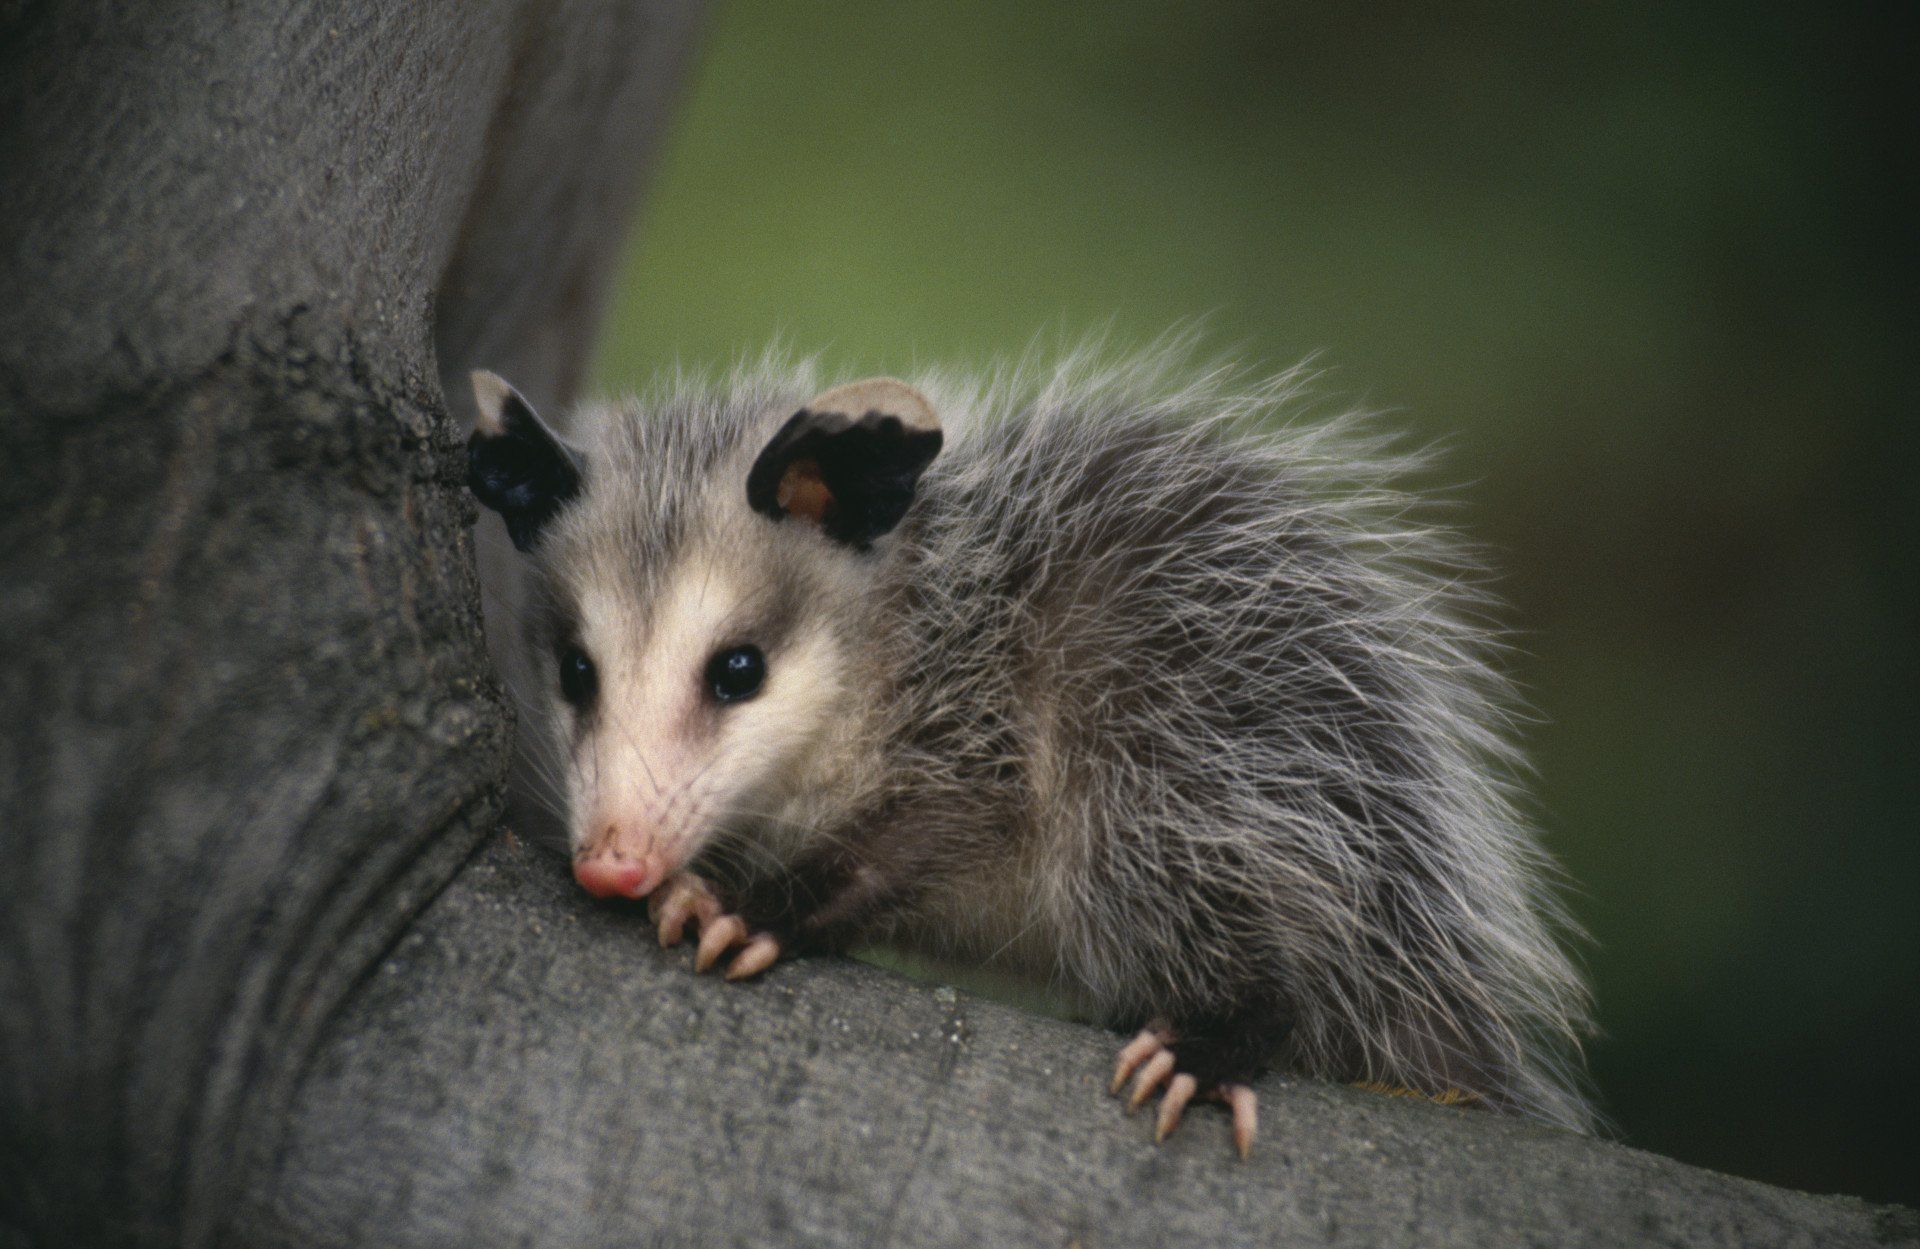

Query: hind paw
left=1109, top=1021, right=1259, bottom=1159
left=646, top=874, right=784, bottom=981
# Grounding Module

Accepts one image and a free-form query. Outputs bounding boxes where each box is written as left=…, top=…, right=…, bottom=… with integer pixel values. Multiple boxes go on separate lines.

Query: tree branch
left=248, top=834, right=1912, bottom=1248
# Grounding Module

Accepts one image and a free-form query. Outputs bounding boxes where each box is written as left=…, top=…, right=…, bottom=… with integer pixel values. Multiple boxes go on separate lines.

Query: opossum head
left=467, top=369, right=941, bottom=900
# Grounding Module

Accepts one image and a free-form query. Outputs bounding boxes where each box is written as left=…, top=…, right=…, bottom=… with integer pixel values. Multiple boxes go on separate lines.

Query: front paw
left=645, top=873, right=784, bottom=981
left=1110, top=1021, right=1259, bottom=1159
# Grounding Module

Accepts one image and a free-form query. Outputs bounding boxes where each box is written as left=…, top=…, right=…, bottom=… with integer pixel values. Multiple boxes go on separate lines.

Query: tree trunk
left=0, top=4, right=705, bottom=1244
left=0, top=6, right=1910, bottom=1248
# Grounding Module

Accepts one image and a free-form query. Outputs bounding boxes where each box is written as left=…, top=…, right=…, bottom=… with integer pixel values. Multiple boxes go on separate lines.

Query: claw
left=725, top=933, right=782, bottom=981
left=649, top=876, right=721, bottom=948
left=1110, top=1028, right=1166, bottom=1095
left=1222, top=1084, right=1258, bottom=1160
left=652, top=886, right=697, bottom=948
left=1155, top=1073, right=1198, bottom=1142
left=695, top=913, right=748, bottom=973
left=1126, top=1049, right=1176, bottom=1113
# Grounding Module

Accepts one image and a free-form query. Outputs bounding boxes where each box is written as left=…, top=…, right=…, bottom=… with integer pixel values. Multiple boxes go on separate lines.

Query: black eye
left=704, top=644, right=766, bottom=704
left=558, top=644, right=596, bottom=709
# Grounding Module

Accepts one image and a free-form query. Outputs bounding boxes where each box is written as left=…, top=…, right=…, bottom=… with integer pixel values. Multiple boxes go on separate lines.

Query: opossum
left=466, top=348, right=1594, bottom=1156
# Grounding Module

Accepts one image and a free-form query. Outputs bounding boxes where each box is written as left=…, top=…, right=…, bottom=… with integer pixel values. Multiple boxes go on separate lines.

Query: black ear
left=466, top=371, right=583, bottom=552
left=745, top=378, right=943, bottom=551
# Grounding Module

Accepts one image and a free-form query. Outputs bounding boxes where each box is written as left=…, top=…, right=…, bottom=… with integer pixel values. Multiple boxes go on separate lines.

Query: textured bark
left=250, top=835, right=1914, bottom=1249
left=0, top=5, right=1912, bottom=1249
left=0, top=3, right=704, bottom=1245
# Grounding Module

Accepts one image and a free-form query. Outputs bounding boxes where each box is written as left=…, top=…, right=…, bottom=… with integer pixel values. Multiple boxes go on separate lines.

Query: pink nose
left=572, top=855, right=658, bottom=900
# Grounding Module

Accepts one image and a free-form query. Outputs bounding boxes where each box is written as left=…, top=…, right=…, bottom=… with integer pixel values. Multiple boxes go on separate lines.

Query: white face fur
left=467, top=372, right=943, bottom=903
left=553, top=521, right=863, bottom=899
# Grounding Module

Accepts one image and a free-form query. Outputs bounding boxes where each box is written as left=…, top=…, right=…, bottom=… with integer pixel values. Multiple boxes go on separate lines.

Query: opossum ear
left=746, top=378, right=942, bottom=550
left=467, top=370, right=584, bottom=553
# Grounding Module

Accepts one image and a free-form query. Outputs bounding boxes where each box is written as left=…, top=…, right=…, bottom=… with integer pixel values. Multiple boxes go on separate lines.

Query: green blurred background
left=589, top=0, right=1915, bottom=1205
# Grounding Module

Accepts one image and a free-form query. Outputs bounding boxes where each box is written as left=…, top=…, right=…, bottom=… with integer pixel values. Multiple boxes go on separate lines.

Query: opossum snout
left=572, top=832, right=672, bottom=900
left=572, top=856, right=660, bottom=900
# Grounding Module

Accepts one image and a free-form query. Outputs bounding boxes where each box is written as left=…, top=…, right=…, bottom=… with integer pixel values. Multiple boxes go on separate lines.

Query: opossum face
left=469, top=372, right=940, bottom=901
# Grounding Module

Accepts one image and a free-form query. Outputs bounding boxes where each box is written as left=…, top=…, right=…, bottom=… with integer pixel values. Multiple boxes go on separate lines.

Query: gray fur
left=488, top=343, right=1595, bottom=1133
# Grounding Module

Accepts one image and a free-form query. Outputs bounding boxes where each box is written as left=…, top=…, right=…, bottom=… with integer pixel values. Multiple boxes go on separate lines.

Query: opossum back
left=894, top=355, right=1594, bottom=1130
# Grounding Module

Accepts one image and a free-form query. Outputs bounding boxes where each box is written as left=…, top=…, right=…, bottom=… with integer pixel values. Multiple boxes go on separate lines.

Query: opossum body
left=467, top=351, right=1595, bottom=1155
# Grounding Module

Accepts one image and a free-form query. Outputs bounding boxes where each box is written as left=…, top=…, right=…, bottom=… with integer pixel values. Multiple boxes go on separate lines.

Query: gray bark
left=0, top=3, right=705, bottom=1244
left=247, top=834, right=1916, bottom=1249
left=0, top=5, right=1911, bottom=1249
